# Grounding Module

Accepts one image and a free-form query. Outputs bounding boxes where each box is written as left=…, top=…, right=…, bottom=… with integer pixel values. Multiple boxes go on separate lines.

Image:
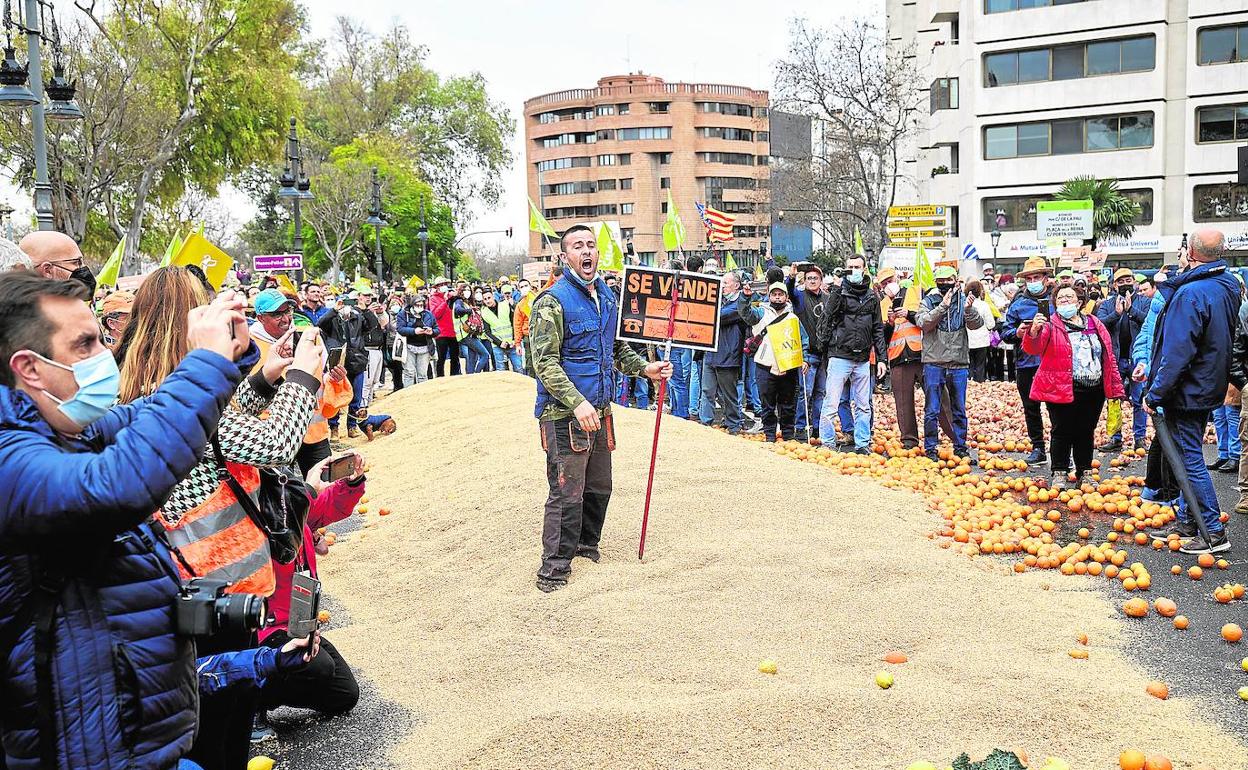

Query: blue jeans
left=491, top=343, right=524, bottom=372
left=839, top=387, right=854, bottom=433
left=616, top=376, right=650, bottom=408
left=462, top=337, right=489, bottom=373
left=821, top=358, right=872, bottom=449
left=328, top=370, right=367, bottom=430
left=738, top=355, right=761, bottom=413
left=923, top=365, right=969, bottom=453
left=661, top=347, right=691, bottom=418
left=1212, top=404, right=1242, bottom=461
left=699, top=359, right=716, bottom=424
left=795, top=358, right=828, bottom=435
left=689, top=355, right=702, bottom=420
left=1166, top=408, right=1224, bottom=535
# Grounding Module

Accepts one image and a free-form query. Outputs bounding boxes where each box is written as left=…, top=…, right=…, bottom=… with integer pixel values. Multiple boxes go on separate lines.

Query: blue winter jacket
left=0, top=349, right=246, bottom=770
left=394, top=307, right=439, bottom=344
left=1093, top=290, right=1152, bottom=369
left=1001, top=288, right=1052, bottom=370
left=1146, top=260, right=1241, bottom=411
left=705, top=292, right=763, bottom=369
left=1130, top=292, right=1168, bottom=372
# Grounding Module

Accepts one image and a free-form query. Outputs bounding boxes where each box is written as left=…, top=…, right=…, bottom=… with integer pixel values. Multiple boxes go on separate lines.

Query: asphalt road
left=253, top=438, right=1248, bottom=768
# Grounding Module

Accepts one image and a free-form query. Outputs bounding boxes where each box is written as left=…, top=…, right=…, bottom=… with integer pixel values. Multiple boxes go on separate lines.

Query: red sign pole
left=638, top=270, right=681, bottom=560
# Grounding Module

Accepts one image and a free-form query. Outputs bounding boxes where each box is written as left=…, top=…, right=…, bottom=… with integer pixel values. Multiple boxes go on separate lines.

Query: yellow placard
left=171, top=233, right=234, bottom=290
left=765, top=315, right=803, bottom=372
left=888, top=205, right=945, bottom=218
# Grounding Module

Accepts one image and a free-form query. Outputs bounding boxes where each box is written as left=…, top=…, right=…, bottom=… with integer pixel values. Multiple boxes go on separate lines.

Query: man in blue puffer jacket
left=0, top=271, right=252, bottom=770
left=1144, top=229, right=1241, bottom=555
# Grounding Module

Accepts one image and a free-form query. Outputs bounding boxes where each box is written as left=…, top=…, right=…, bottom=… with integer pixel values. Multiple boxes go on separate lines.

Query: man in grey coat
left=915, top=265, right=983, bottom=462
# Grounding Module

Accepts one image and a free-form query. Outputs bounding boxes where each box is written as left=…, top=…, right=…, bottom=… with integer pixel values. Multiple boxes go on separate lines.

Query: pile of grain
left=319, top=372, right=1246, bottom=769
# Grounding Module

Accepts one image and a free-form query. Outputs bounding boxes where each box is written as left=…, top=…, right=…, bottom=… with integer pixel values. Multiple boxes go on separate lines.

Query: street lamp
left=277, top=116, right=313, bottom=282
left=990, top=227, right=1002, bottom=262
left=0, top=0, right=84, bottom=231
left=417, top=199, right=429, bottom=284
left=365, top=166, right=387, bottom=283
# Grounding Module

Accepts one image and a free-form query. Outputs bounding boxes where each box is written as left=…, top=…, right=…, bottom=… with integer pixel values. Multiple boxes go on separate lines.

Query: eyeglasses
left=49, top=257, right=84, bottom=270
left=262, top=307, right=294, bottom=317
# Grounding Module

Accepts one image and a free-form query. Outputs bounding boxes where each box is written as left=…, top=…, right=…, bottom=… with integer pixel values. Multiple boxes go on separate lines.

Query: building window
left=983, top=112, right=1153, bottom=159
left=597, top=154, right=616, bottom=166
left=620, top=178, right=633, bottom=190
left=595, top=104, right=615, bottom=117
left=702, top=152, right=755, bottom=165
left=596, top=129, right=615, bottom=140
left=721, top=201, right=756, bottom=214
left=657, top=152, right=672, bottom=164
left=660, top=201, right=667, bottom=214
left=617, top=127, right=672, bottom=141
left=985, top=0, right=1092, bottom=13
left=733, top=226, right=770, bottom=238
left=598, top=179, right=617, bottom=191
left=949, top=206, right=960, bottom=237
left=1194, top=183, right=1248, bottom=222
left=621, top=227, right=635, bottom=240
left=756, top=131, right=770, bottom=142
left=1198, top=24, right=1248, bottom=66
left=536, top=157, right=592, bottom=172
left=660, top=177, right=671, bottom=189
left=618, top=103, right=630, bottom=114
left=983, top=189, right=1153, bottom=232
left=698, top=127, right=754, bottom=141
left=648, top=102, right=670, bottom=113
left=620, top=203, right=634, bottom=215
left=544, top=181, right=596, bottom=196
left=697, top=102, right=753, bottom=117
left=930, top=78, right=960, bottom=112
left=984, top=35, right=1154, bottom=87
left=1197, top=103, right=1248, bottom=143
left=538, top=112, right=557, bottom=124
left=540, top=132, right=595, bottom=148
left=619, top=153, right=631, bottom=165
left=757, top=155, right=770, bottom=166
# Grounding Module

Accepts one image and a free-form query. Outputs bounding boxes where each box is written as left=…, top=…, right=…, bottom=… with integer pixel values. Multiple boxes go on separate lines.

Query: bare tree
left=774, top=18, right=922, bottom=257
left=300, top=155, right=373, bottom=283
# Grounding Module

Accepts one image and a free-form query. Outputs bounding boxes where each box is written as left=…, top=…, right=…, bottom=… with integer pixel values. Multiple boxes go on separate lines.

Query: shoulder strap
left=30, top=563, right=64, bottom=768
left=209, top=434, right=275, bottom=536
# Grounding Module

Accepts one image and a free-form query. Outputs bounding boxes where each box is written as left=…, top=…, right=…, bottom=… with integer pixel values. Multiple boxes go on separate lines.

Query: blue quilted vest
left=534, top=274, right=618, bottom=419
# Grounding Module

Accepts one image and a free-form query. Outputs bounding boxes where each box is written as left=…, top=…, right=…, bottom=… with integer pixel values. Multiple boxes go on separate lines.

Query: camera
left=833, top=268, right=846, bottom=278
left=174, top=578, right=266, bottom=637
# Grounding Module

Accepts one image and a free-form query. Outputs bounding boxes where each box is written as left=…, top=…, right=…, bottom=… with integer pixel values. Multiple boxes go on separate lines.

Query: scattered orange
left=1143, top=756, right=1172, bottom=770
left=882, top=651, right=908, bottom=664
left=1197, top=553, right=1215, bottom=568
left=1222, top=623, right=1244, bottom=643
left=1119, top=750, right=1146, bottom=770
left=1145, top=680, right=1169, bottom=700
left=1153, top=597, right=1177, bottom=618
left=1173, top=615, right=1190, bottom=630
left=1122, top=597, right=1150, bottom=618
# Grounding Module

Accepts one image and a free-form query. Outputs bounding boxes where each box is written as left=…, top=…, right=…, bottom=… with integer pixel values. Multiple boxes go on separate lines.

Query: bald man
left=1144, top=227, right=1239, bottom=555
left=20, top=230, right=96, bottom=295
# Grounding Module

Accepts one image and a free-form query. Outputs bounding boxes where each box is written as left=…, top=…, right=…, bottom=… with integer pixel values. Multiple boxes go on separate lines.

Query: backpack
left=466, top=308, right=485, bottom=336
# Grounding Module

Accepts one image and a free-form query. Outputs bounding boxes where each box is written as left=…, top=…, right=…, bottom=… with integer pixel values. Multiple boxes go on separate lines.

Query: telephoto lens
left=216, top=592, right=266, bottom=633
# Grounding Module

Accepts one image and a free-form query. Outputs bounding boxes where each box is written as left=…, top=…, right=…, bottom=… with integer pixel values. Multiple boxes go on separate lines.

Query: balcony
left=929, top=0, right=958, bottom=23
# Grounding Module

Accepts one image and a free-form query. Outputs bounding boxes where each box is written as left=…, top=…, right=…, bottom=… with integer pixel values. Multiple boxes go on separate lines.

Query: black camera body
left=174, top=578, right=266, bottom=637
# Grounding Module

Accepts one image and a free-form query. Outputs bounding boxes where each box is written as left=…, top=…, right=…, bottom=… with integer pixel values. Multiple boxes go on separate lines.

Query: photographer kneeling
left=0, top=272, right=251, bottom=770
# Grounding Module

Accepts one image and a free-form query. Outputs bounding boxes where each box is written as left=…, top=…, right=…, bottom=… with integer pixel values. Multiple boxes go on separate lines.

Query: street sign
left=616, top=265, right=724, bottom=352
left=253, top=253, right=303, bottom=272
left=887, top=204, right=949, bottom=249
left=1037, top=200, right=1093, bottom=240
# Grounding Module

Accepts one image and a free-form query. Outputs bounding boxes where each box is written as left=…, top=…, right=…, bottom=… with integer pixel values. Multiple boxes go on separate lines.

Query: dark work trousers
left=890, top=362, right=954, bottom=449
left=539, top=415, right=613, bottom=581
left=969, top=346, right=989, bottom=382
left=436, top=337, right=461, bottom=376
left=1005, top=347, right=1016, bottom=382
left=1015, top=366, right=1046, bottom=452
left=260, top=632, right=360, bottom=716
left=296, top=438, right=332, bottom=480
left=712, top=365, right=746, bottom=433
left=1045, top=386, right=1106, bottom=475
left=986, top=347, right=1005, bottom=381
left=1145, top=428, right=1180, bottom=500
left=188, top=629, right=258, bottom=770
left=385, top=358, right=405, bottom=392
left=755, top=363, right=798, bottom=441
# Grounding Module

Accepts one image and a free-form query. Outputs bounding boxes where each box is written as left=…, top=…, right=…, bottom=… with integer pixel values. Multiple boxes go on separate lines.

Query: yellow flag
left=725, top=252, right=738, bottom=271
left=97, top=236, right=125, bottom=287
left=352, top=278, right=373, bottom=294
left=597, top=222, right=623, bottom=272
left=754, top=263, right=763, bottom=280
left=275, top=274, right=298, bottom=296
left=405, top=275, right=425, bottom=290
left=171, top=233, right=233, bottom=290
left=765, top=315, right=803, bottom=372
left=159, top=230, right=183, bottom=268
left=854, top=225, right=865, bottom=257
left=983, top=288, right=1002, bottom=319
left=661, top=191, right=685, bottom=252
left=528, top=197, right=557, bottom=239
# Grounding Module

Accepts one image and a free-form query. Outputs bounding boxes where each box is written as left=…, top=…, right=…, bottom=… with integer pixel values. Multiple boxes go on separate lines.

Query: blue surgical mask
left=849, top=269, right=863, bottom=283
left=31, top=348, right=120, bottom=429
left=1056, top=304, right=1079, bottom=320
left=1026, top=280, right=1045, bottom=294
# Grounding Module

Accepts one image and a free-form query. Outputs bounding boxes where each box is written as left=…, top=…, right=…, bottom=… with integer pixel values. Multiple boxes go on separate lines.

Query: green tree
left=452, top=251, right=480, bottom=282
left=1054, top=176, right=1141, bottom=248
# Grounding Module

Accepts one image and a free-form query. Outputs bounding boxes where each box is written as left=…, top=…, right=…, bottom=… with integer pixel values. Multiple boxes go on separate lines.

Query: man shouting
left=529, top=224, right=672, bottom=592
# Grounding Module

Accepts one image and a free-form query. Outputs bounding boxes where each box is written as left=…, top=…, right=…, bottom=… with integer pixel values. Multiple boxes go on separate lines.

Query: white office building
left=887, top=0, right=1248, bottom=271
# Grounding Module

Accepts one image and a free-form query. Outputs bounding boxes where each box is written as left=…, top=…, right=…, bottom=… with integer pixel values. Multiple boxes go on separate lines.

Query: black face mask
left=769, top=300, right=787, bottom=311
left=70, top=265, right=97, bottom=297
left=936, top=282, right=956, bottom=293
left=1118, top=285, right=1133, bottom=297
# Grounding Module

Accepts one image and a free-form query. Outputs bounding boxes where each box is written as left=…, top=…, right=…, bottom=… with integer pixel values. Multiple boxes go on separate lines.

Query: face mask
left=70, top=266, right=97, bottom=297
left=1118, top=285, right=1132, bottom=297
left=936, top=282, right=955, bottom=293
left=884, top=282, right=900, bottom=298
left=769, top=300, right=787, bottom=311
left=1056, top=304, right=1079, bottom=319
left=389, top=304, right=400, bottom=314
left=31, top=349, right=120, bottom=429
left=473, top=292, right=483, bottom=302
left=848, top=269, right=864, bottom=283
left=1026, top=280, right=1045, bottom=294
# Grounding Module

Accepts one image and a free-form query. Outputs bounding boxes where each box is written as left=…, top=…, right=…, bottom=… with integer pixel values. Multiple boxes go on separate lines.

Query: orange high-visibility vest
left=158, top=463, right=275, bottom=596
left=248, top=331, right=333, bottom=444
left=887, top=319, right=923, bottom=362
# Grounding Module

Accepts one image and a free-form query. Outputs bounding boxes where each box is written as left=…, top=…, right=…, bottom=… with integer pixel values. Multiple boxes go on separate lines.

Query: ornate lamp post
left=277, top=117, right=313, bottom=282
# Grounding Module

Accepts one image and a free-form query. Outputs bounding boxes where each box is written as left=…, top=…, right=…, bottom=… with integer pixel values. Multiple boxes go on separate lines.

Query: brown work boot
left=1235, top=497, right=1248, bottom=515
left=347, top=426, right=360, bottom=439
left=331, top=423, right=341, bottom=440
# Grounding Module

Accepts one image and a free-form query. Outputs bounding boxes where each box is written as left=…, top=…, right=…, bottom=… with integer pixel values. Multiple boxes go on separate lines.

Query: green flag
left=97, top=236, right=125, bottom=287
left=597, top=222, right=623, bottom=272
left=724, top=251, right=738, bottom=271
left=853, top=225, right=865, bottom=257
left=528, top=197, right=557, bottom=239
left=661, top=191, right=685, bottom=252
left=914, top=241, right=935, bottom=291
left=159, top=230, right=183, bottom=268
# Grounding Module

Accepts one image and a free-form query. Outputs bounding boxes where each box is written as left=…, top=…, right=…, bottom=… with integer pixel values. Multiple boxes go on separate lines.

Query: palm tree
left=1053, top=175, right=1141, bottom=248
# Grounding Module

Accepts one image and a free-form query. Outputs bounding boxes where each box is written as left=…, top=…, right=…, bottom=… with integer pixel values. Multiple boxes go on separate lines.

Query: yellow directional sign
left=887, top=229, right=948, bottom=239
left=888, top=218, right=947, bottom=228
left=888, top=205, right=946, bottom=218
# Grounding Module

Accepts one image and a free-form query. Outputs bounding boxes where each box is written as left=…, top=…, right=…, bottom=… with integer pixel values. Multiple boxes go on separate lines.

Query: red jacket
left=429, top=292, right=457, bottom=340
left=259, top=477, right=365, bottom=643
left=1021, top=313, right=1126, bottom=404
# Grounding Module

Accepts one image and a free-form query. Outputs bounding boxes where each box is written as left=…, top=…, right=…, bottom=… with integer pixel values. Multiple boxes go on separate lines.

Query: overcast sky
left=299, top=0, right=885, bottom=257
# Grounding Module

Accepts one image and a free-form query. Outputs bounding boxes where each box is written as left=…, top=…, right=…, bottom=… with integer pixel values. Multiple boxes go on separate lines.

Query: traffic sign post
left=253, top=253, right=304, bottom=272
left=887, top=204, right=949, bottom=251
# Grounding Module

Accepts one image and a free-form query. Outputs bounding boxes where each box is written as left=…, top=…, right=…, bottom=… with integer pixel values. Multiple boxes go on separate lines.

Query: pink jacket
left=259, top=477, right=365, bottom=642
left=1021, top=313, right=1126, bottom=405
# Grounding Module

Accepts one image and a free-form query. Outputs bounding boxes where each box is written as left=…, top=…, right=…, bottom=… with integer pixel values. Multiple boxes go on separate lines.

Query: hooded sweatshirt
left=915, top=287, right=985, bottom=367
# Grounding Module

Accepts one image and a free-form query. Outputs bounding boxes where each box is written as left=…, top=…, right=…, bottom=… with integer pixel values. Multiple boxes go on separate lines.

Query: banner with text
left=1037, top=199, right=1093, bottom=240
left=616, top=265, right=723, bottom=352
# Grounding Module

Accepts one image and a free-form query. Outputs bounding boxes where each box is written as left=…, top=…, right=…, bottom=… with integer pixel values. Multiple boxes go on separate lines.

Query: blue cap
left=254, top=288, right=295, bottom=314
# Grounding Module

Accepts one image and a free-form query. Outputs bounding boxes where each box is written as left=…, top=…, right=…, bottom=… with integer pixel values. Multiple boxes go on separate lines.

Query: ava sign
left=1037, top=200, right=1093, bottom=240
